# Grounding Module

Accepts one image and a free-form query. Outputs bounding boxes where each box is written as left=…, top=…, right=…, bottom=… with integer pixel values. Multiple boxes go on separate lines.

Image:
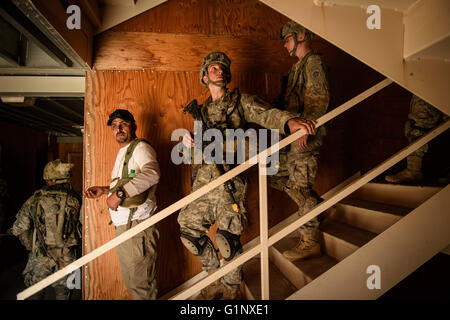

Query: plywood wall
left=84, top=0, right=413, bottom=299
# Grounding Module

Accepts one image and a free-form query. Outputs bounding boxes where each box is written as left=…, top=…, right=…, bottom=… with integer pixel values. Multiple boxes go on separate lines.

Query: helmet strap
left=206, top=74, right=227, bottom=88
left=289, top=33, right=307, bottom=56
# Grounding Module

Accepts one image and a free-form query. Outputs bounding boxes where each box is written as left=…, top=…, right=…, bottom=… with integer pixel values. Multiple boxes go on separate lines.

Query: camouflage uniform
left=178, top=81, right=297, bottom=292
left=11, top=160, right=81, bottom=300
left=406, top=95, right=448, bottom=157
left=386, top=95, right=449, bottom=183
left=269, top=50, right=330, bottom=236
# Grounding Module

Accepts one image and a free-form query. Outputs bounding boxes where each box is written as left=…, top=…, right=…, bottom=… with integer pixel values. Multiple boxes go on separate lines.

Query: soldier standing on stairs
left=269, top=21, right=331, bottom=262
left=84, top=109, right=160, bottom=300
left=385, top=95, right=449, bottom=184
left=178, top=51, right=316, bottom=300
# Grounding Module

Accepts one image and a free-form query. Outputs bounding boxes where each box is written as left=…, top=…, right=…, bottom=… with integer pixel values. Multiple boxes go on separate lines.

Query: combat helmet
left=43, top=159, right=74, bottom=183
left=199, top=51, right=231, bottom=88
left=280, top=21, right=313, bottom=56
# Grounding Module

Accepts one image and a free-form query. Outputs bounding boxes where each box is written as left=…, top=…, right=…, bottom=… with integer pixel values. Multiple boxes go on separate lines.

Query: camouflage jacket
left=409, top=95, right=449, bottom=129
left=201, top=88, right=297, bottom=134
left=184, top=89, right=298, bottom=168
left=282, top=51, right=330, bottom=153
left=12, top=183, right=81, bottom=252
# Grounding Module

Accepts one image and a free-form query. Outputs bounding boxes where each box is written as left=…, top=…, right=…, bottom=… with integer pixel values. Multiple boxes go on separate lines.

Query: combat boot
left=283, top=232, right=321, bottom=261
left=385, top=156, right=423, bottom=183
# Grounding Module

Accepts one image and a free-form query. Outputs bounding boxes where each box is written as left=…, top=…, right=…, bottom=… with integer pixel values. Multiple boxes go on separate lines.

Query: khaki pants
left=115, top=219, right=159, bottom=300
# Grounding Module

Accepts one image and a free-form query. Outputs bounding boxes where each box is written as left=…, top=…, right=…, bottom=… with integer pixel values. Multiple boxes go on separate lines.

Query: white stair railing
left=20, top=77, right=434, bottom=300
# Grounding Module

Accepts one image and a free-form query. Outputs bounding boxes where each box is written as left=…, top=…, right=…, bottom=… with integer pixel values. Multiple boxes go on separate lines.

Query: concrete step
left=349, top=182, right=442, bottom=208
left=328, top=198, right=410, bottom=234
left=243, top=256, right=297, bottom=300
left=320, top=219, right=377, bottom=261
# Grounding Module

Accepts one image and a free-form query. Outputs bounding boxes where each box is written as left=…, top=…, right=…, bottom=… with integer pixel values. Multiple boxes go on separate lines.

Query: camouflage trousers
left=178, top=164, right=248, bottom=288
left=115, top=218, right=159, bottom=300
left=23, top=246, right=76, bottom=298
left=269, top=150, right=320, bottom=236
left=406, top=95, right=448, bottom=158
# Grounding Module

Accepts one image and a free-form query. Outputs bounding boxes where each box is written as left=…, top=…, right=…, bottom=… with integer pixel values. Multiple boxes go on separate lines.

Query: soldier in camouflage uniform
left=385, top=95, right=449, bottom=183
left=178, top=51, right=316, bottom=299
left=268, top=21, right=330, bottom=261
left=12, top=159, right=81, bottom=300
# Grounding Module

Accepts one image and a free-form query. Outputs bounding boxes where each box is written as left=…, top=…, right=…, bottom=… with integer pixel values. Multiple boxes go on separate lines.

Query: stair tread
left=367, top=181, right=444, bottom=189
left=340, top=198, right=411, bottom=216
left=243, top=257, right=297, bottom=300
left=320, top=219, right=377, bottom=248
left=351, top=182, right=442, bottom=208
left=273, top=237, right=339, bottom=280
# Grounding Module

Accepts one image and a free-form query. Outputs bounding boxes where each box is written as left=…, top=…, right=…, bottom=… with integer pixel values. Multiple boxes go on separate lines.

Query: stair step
left=320, top=219, right=377, bottom=261
left=271, top=238, right=339, bottom=289
left=328, top=198, right=409, bottom=234
left=350, top=182, right=441, bottom=208
left=243, top=257, right=297, bottom=300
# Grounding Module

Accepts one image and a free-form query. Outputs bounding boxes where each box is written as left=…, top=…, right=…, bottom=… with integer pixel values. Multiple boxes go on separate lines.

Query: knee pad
left=215, top=229, right=242, bottom=261
left=180, top=233, right=211, bottom=256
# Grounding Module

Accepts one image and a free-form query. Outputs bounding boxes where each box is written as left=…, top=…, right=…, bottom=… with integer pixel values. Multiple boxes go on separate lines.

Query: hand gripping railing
left=17, top=78, right=394, bottom=300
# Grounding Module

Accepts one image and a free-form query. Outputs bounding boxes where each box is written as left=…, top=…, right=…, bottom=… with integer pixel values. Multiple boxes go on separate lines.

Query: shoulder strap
left=121, top=138, right=151, bottom=179
left=225, top=88, right=245, bottom=126
left=233, top=89, right=246, bottom=127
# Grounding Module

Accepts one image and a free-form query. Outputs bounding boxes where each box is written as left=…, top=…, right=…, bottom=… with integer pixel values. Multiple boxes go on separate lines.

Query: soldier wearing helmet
left=268, top=20, right=330, bottom=262
left=11, top=159, right=81, bottom=299
left=178, top=51, right=317, bottom=299
left=384, top=95, right=449, bottom=184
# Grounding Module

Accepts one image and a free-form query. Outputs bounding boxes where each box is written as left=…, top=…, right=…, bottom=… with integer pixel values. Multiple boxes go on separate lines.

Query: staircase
left=243, top=180, right=444, bottom=299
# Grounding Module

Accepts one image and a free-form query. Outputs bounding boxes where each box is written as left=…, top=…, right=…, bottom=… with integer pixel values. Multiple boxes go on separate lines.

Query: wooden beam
left=93, top=32, right=294, bottom=73
left=259, top=162, right=270, bottom=300
left=403, top=0, right=450, bottom=60
left=0, top=76, right=85, bottom=97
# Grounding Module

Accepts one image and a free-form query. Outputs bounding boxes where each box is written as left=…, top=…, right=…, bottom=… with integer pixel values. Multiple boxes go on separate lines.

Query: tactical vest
left=32, top=184, right=80, bottom=248
left=201, top=89, right=251, bottom=160
left=110, top=138, right=152, bottom=229
left=284, top=50, right=316, bottom=115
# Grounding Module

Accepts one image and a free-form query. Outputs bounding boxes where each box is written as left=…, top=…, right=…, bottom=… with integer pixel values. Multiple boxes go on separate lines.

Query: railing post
left=259, top=156, right=270, bottom=300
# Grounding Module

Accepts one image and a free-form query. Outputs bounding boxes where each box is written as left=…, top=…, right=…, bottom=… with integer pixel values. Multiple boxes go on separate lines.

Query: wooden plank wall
left=84, top=0, right=413, bottom=299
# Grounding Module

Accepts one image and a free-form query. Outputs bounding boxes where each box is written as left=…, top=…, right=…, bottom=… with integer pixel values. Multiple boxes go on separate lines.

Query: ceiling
left=0, top=0, right=85, bottom=137
left=0, top=97, right=84, bottom=137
